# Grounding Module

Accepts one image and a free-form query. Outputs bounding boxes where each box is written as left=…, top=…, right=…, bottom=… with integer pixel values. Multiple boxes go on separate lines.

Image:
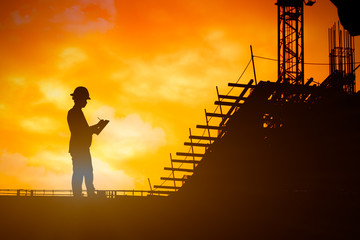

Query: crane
left=276, top=0, right=316, bottom=85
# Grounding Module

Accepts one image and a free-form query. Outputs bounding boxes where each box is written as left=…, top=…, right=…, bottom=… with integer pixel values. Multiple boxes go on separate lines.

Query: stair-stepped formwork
left=151, top=79, right=256, bottom=195
left=175, top=77, right=360, bottom=199
left=151, top=74, right=344, bottom=196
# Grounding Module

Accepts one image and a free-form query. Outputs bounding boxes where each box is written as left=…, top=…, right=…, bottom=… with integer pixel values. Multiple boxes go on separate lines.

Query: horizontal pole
left=184, top=142, right=210, bottom=147
left=205, top=112, right=229, bottom=118
left=171, top=159, right=201, bottom=164
left=176, top=152, right=204, bottom=157
left=196, top=125, right=225, bottom=130
left=153, top=185, right=181, bottom=190
left=218, top=95, right=246, bottom=100
left=164, top=167, right=194, bottom=173
left=214, top=101, right=243, bottom=107
left=228, top=83, right=255, bottom=88
left=160, top=177, right=190, bottom=181
left=189, top=135, right=217, bottom=141
left=149, top=190, right=175, bottom=195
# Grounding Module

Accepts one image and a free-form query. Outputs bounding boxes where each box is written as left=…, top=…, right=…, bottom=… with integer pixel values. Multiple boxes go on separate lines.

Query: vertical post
left=352, top=37, right=356, bottom=92
left=148, top=178, right=153, bottom=195
left=333, top=23, right=336, bottom=73
left=328, top=28, right=332, bottom=75
left=216, top=86, right=223, bottom=117
left=339, top=24, right=343, bottom=73
left=204, top=109, right=212, bottom=141
left=170, top=153, right=177, bottom=189
left=189, top=129, right=196, bottom=170
left=250, top=45, right=257, bottom=85
left=215, top=88, right=224, bottom=136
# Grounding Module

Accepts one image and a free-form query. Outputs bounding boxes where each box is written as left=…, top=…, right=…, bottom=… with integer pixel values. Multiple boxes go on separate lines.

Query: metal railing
left=0, top=189, right=163, bottom=198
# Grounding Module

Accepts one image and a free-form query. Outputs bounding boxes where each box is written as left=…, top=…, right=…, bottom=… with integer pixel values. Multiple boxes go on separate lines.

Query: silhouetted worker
left=67, top=86, right=108, bottom=197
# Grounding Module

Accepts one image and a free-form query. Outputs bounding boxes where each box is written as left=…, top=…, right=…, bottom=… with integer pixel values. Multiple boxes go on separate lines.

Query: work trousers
left=70, top=149, right=95, bottom=197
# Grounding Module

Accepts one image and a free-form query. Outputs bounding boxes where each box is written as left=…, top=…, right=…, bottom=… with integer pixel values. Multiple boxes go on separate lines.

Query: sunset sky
left=0, top=0, right=359, bottom=191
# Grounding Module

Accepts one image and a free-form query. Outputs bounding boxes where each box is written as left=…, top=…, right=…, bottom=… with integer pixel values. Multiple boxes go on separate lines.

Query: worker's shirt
left=67, top=107, right=92, bottom=154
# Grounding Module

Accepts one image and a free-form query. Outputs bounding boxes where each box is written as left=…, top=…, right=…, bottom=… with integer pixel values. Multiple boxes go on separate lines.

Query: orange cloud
left=21, top=116, right=60, bottom=134
left=50, top=0, right=116, bottom=34
left=91, top=106, right=166, bottom=164
left=11, top=10, right=32, bottom=25
left=0, top=150, right=68, bottom=189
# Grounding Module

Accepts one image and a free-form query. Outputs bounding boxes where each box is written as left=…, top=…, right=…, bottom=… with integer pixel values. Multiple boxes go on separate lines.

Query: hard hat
left=70, top=86, right=91, bottom=100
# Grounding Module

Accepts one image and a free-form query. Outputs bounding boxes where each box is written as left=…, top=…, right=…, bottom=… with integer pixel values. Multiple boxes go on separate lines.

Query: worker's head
left=70, top=86, right=90, bottom=108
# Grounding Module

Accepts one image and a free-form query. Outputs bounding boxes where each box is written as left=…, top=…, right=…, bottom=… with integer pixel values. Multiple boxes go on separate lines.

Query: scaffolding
left=327, top=23, right=356, bottom=94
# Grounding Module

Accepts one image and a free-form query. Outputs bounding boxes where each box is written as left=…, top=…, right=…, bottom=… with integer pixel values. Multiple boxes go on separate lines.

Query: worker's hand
left=90, top=120, right=103, bottom=134
left=91, top=118, right=109, bottom=135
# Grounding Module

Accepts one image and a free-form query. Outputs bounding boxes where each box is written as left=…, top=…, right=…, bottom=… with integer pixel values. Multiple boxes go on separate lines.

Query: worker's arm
left=89, top=121, right=102, bottom=134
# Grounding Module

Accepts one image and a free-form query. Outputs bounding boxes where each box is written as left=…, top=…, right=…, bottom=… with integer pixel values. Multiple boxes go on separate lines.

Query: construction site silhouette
left=0, top=1, right=359, bottom=239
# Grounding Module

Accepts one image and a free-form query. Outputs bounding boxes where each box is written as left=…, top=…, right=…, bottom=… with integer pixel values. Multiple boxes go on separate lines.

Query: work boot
left=87, top=191, right=97, bottom=198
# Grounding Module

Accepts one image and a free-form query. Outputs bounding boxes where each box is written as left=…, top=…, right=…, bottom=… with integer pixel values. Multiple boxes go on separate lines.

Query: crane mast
left=276, top=0, right=315, bottom=85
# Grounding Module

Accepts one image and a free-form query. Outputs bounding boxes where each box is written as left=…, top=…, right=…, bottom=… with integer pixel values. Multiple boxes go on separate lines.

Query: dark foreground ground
left=0, top=191, right=359, bottom=240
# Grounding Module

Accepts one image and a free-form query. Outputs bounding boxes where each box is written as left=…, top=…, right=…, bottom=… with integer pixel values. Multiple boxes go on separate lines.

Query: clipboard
left=95, top=119, right=109, bottom=135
